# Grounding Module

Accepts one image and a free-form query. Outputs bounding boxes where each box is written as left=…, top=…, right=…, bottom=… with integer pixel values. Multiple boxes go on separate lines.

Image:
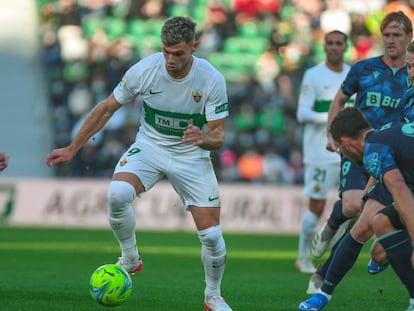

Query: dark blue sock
left=378, top=230, right=414, bottom=298
left=321, top=233, right=363, bottom=295
left=327, top=200, right=348, bottom=230
left=316, top=233, right=344, bottom=279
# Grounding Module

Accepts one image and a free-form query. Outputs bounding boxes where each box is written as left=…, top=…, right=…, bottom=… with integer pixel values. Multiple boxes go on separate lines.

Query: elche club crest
left=192, top=90, right=203, bottom=103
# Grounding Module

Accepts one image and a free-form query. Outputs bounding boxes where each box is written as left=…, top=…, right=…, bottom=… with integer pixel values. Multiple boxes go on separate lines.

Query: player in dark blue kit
left=368, top=40, right=414, bottom=268
left=400, top=40, right=414, bottom=124
left=365, top=40, right=414, bottom=271
left=329, top=107, right=414, bottom=311
left=300, top=11, right=413, bottom=310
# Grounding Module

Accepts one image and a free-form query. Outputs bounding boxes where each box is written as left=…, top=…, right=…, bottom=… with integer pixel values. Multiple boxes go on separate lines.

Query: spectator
left=320, top=0, right=352, bottom=35
left=38, top=0, right=401, bottom=183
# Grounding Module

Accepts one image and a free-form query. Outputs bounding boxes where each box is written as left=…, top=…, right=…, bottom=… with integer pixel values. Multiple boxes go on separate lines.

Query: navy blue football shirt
left=365, top=122, right=414, bottom=187
left=342, top=56, right=411, bottom=129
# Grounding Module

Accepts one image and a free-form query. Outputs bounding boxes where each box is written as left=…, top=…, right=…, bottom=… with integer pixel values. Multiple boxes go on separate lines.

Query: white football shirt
left=113, top=53, right=229, bottom=157
left=297, top=62, right=351, bottom=165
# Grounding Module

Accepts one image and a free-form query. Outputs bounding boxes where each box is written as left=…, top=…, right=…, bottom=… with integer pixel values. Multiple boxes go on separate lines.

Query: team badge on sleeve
left=120, top=158, right=128, bottom=166
left=120, top=75, right=126, bottom=86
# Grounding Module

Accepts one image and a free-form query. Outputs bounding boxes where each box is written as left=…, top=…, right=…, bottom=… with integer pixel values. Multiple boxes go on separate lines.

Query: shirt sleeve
left=364, top=142, right=397, bottom=182
left=341, top=63, right=360, bottom=97
left=204, top=71, right=229, bottom=121
left=296, top=70, right=328, bottom=123
left=113, top=62, right=145, bottom=105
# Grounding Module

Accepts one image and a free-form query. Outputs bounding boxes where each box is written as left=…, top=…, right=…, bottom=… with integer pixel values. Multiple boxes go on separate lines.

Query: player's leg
left=311, top=190, right=364, bottom=258
left=299, top=197, right=385, bottom=310
left=367, top=239, right=389, bottom=274
left=108, top=173, right=144, bottom=274
left=373, top=205, right=414, bottom=310
left=296, top=198, right=323, bottom=273
left=306, top=217, right=356, bottom=294
left=311, top=199, right=346, bottom=257
left=169, top=156, right=232, bottom=311
left=297, top=163, right=339, bottom=272
left=363, top=182, right=392, bottom=275
left=191, top=206, right=230, bottom=310
left=109, top=142, right=164, bottom=274
left=311, top=158, right=367, bottom=258
left=321, top=198, right=384, bottom=289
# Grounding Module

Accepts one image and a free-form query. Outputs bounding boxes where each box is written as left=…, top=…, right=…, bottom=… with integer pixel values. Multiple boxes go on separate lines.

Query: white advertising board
left=0, top=179, right=339, bottom=234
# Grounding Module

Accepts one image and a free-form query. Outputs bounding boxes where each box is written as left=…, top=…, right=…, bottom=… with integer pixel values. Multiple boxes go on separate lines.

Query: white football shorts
left=113, top=139, right=220, bottom=210
left=303, top=163, right=340, bottom=199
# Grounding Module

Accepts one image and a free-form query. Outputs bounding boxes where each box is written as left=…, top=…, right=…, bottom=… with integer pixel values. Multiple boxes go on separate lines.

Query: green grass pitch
left=0, top=227, right=408, bottom=310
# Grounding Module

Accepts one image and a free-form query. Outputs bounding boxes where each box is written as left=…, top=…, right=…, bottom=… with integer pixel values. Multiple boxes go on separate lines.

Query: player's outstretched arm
left=46, top=94, right=122, bottom=167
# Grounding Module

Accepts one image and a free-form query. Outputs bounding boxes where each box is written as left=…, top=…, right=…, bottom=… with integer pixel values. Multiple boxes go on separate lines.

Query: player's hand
left=182, top=124, right=205, bottom=146
left=46, top=147, right=75, bottom=167
left=0, top=152, right=9, bottom=172
left=326, top=133, right=338, bottom=153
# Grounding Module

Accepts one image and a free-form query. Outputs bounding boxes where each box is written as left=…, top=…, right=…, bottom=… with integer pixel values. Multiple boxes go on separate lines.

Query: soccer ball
left=89, top=264, right=133, bottom=307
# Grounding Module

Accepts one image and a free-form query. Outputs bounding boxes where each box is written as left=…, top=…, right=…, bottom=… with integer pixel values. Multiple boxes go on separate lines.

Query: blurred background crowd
left=36, top=0, right=414, bottom=182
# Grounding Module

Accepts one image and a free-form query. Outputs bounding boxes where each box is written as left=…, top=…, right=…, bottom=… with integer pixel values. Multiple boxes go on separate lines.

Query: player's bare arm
left=327, top=88, right=349, bottom=152
left=46, top=94, right=122, bottom=167
left=363, top=176, right=378, bottom=195
left=384, top=169, right=414, bottom=243
left=182, top=118, right=225, bottom=150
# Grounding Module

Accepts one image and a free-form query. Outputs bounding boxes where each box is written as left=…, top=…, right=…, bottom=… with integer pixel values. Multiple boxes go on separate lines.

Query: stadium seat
left=127, top=18, right=147, bottom=37
left=238, top=22, right=260, bottom=38
left=81, top=16, right=104, bottom=39
left=223, top=36, right=268, bottom=55
left=104, top=17, right=126, bottom=42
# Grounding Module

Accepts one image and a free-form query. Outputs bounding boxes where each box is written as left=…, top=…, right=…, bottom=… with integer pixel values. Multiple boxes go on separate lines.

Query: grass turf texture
left=0, top=227, right=408, bottom=310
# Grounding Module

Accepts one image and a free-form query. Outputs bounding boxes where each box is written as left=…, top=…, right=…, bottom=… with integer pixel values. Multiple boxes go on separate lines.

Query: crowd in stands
left=37, top=0, right=414, bottom=183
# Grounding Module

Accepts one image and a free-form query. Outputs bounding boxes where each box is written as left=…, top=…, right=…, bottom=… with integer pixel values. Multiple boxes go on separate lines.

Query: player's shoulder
left=302, top=62, right=326, bottom=78
left=352, top=56, right=383, bottom=70
left=193, top=56, right=225, bottom=81
left=374, top=121, right=405, bottom=136
left=306, top=62, right=325, bottom=72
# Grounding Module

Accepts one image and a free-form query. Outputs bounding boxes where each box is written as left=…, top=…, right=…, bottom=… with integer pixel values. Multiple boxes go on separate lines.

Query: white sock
left=107, top=181, right=139, bottom=261
left=319, top=290, right=332, bottom=300
left=198, top=225, right=226, bottom=298
left=298, top=208, right=319, bottom=259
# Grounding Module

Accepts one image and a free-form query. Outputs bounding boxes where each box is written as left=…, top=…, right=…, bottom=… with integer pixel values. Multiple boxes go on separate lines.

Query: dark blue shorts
left=366, top=182, right=393, bottom=206
left=377, top=204, right=403, bottom=230
left=339, top=156, right=369, bottom=196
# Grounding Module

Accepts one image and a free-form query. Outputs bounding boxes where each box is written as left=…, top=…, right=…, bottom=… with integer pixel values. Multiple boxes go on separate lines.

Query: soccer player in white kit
left=295, top=30, right=350, bottom=275
left=46, top=16, right=232, bottom=311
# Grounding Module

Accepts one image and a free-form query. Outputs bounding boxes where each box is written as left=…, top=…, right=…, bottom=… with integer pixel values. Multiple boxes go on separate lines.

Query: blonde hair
left=380, top=10, right=413, bottom=34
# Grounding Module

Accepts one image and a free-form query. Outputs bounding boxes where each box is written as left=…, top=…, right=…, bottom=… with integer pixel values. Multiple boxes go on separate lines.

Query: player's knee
left=107, top=181, right=136, bottom=214
left=351, top=216, right=375, bottom=242
left=342, top=198, right=363, bottom=217
left=198, top=225, right=224, bottom=248
left=309, top=199, right=325, bottom=216
left=372, top=213, right=392, bottom=236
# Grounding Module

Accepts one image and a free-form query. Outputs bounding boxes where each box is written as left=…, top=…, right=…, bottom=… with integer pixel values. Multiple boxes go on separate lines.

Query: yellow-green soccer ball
left=89, top=264, right=132, bottom=307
